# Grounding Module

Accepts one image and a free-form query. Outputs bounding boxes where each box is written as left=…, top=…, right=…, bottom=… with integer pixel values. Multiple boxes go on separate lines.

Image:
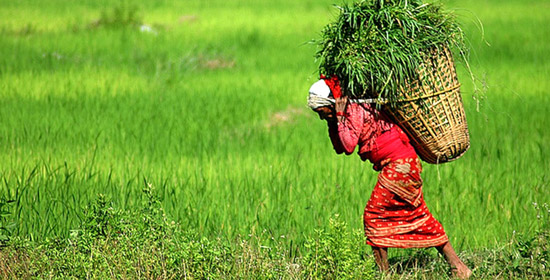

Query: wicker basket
left=383, top=47, right=470, bottom=164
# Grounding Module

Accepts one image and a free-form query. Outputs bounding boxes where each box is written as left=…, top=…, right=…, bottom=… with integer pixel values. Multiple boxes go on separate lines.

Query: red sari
left=328, top=103, right=448, bottom=248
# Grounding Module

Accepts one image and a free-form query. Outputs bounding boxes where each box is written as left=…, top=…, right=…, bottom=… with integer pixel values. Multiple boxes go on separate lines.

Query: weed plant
left=1, top=190, right=549, bottom=279
left=91, top=2, right=142, bottom=29
left=316, top=0, right=467, bottom=104
left=301, top=216, right=375, bottom=279
left=0, top=198, right=15, bottom=246
left=0, top=187, right=378, bottom=279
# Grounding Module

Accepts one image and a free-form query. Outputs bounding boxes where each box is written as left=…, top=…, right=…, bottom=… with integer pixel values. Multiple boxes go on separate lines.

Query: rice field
left=1, top=0, right=549, bottom=260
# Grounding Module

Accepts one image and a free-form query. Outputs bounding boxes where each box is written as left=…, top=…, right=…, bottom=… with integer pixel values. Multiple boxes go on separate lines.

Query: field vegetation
left=1, top=0, right=549, bottom=278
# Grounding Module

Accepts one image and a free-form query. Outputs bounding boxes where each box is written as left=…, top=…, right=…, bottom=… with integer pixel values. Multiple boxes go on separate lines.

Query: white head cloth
left=307, top=79, right=334, bottom=109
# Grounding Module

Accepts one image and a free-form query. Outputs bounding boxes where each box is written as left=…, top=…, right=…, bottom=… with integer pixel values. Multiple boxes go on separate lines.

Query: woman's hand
left=335, top=96, right=348, bottom=123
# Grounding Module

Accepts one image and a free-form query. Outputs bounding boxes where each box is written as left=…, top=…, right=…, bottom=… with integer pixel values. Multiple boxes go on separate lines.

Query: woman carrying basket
left=308, top=76, right=471, bottom=279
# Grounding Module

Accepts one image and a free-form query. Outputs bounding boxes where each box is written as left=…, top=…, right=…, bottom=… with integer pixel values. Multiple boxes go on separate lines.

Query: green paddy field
left=1, top=0, right=549, bottom=278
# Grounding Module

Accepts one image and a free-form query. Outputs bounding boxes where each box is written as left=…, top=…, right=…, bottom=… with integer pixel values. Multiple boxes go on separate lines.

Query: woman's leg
left=436, top=242, right=472, bottom=279
left=371, top=246, right=389, bottom=271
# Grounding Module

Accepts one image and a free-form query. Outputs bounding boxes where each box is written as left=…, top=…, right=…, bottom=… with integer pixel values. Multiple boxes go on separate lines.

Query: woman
left=308, top=76, right=471, bottom=279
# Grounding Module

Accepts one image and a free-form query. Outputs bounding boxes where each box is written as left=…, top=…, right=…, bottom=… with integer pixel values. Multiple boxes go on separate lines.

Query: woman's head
left=308, top=79, right=334, bottom=110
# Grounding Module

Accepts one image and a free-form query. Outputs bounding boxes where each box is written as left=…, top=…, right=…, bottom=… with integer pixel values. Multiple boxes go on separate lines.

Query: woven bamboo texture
left=383, top=47, right=470, bottom=164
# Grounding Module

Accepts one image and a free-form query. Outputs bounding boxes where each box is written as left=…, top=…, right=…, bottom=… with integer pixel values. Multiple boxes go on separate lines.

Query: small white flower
left=139, top=24, right=157, bottom=35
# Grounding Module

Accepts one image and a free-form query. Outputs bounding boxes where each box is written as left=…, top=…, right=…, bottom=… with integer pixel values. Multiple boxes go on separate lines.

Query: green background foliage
left=0, top=0, right=549, bottom=274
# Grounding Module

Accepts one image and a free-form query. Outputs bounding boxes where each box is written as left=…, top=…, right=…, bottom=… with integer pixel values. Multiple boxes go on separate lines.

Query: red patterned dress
left=328, top=103, right=448, bottom=248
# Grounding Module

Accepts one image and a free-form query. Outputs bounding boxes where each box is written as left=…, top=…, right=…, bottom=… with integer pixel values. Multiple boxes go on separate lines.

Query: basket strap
left=350, top=98, right=383, bottom=104
left=334, top=83, right=460, bottom=105
left=323, top=98, right=383, bottom=104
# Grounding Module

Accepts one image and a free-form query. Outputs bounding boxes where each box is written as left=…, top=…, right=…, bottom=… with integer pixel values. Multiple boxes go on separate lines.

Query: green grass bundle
left=316, top=0, right=467, bottom=106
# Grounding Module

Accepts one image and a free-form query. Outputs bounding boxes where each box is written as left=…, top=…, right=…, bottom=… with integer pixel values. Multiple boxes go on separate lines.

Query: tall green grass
left=0, top=0, right=549, bottom=260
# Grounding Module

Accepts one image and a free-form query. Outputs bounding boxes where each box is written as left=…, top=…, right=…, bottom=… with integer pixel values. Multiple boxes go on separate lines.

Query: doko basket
left=383, top=46, right=470, bottom=164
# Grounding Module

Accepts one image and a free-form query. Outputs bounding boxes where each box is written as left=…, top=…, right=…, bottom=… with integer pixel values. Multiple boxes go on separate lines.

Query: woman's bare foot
left=436, top=242, right=472, bottom=279
left=450, top=264, right=472, bottom=279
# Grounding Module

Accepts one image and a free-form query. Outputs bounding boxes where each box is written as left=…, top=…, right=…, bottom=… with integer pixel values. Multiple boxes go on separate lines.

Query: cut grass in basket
left=315, top=0, right=468, bottom=107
